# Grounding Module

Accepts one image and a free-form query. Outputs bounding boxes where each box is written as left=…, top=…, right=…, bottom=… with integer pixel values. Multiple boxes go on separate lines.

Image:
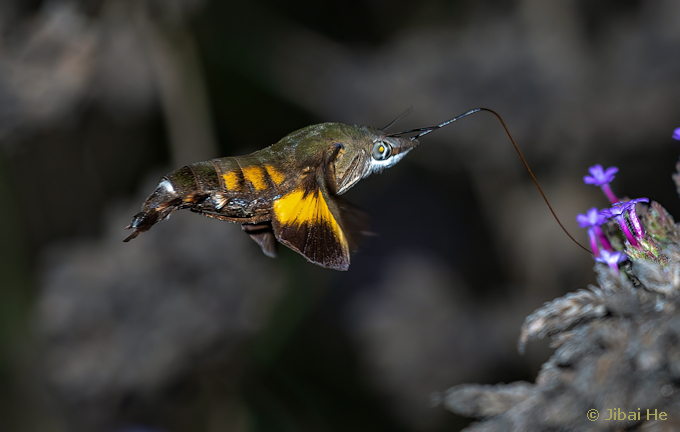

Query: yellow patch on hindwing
left=273, top=189, right=347, bottom=245
left=271, top=186, right=353, bottom=270
left=222, top=171, right=240, bottom=190
left=242, top=166, right=268, bottom=191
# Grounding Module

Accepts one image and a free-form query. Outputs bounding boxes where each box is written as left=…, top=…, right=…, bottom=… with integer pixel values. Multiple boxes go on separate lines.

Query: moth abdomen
left=211, top=155, right=287, bottom=196
left=124, top=162, right=217, bottom=242
left=124, top=156, right=286, bottom=241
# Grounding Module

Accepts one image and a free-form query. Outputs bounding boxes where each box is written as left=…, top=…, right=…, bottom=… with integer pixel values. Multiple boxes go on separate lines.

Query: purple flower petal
left=673, top=127, right=680, bottom=141
left=577, top=207, right=607, bottom=228
left=595, top=249, right=627, bottom=271
left=619, top=197, right=649, bottom=208
left=583, top=164, right=618, bottom=186
left=605, top=203, right=627, bottom=217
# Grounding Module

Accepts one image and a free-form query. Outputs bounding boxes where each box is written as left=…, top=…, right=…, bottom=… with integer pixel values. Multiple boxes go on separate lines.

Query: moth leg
left=241, top=222, right=278, bottom=258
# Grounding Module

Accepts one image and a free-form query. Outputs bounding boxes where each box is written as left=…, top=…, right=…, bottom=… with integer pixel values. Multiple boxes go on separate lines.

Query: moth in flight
left=125, top=110, right=482, bottom=270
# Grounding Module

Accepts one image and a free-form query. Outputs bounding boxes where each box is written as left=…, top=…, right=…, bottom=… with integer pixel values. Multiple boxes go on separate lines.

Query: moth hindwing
left=271, top=143, right=355, bottom=270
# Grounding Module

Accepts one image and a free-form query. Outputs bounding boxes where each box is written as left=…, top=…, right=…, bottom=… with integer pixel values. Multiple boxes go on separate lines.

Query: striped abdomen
left=123, top=154, right=289, bottom=242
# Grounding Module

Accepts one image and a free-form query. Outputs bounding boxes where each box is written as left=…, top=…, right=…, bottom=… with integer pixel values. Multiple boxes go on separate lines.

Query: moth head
left=367, top=135, right=417, bottom=174
left=333, top=126, right=419, bottom=195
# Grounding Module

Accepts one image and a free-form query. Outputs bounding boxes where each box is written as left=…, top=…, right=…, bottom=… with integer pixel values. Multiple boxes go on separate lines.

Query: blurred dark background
left=1, top=0, right=680, bottom=431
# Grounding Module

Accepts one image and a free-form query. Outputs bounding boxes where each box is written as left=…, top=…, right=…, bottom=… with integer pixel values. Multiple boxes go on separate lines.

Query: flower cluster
left=577, top=164, right=654, bottom=272
left=444, top=129, right=680, bottom=431
left=575, top=125, right=680, bottom=273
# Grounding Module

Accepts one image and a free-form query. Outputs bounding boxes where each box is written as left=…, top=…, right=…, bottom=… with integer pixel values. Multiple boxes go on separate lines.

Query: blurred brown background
left=1, top=0, right=680, bottom=431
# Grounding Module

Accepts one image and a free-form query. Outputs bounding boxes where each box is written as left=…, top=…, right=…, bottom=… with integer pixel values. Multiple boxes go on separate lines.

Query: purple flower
left=673, top=127, right=680, bottom=141
left=584, top=164, right=619, bottom=203
left=584, top=164, right=618, bottom=186
left=577, top=208, right=612, bottom=256
left=595, top=249, right=627, bottom=272
left=618, top=198, right=649, bottom=239
left=576, top=207, right=607, bottom=228
left=602, top=203, right=638, bottom=247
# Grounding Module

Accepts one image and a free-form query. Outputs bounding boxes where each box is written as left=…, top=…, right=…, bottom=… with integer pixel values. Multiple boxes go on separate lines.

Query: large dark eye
left=372, top=141, right=392, bottom=160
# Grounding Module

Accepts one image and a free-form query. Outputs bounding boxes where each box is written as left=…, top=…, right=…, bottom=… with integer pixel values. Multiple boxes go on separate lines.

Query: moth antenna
left=398, top=107, right=591, bottom=254
left=381, top=106, right=414, bottom=131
